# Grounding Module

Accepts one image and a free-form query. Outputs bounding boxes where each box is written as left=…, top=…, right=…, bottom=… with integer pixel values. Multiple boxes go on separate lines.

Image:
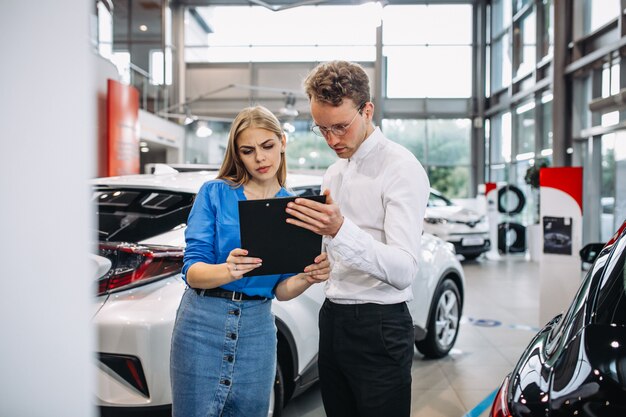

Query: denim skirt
left=170, top=287, right=277, bottom=417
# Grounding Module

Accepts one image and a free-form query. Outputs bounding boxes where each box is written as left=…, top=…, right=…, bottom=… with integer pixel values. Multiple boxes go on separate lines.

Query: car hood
left=425, top=206, right=483, bottom=223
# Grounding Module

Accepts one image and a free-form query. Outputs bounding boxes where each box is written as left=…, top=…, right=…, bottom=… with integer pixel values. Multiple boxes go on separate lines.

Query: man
left=285, top=60, right=430, bottom=417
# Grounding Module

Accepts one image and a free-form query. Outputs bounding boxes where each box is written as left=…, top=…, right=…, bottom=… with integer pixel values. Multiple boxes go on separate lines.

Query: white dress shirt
left=322, top=127, right=430, bottom=305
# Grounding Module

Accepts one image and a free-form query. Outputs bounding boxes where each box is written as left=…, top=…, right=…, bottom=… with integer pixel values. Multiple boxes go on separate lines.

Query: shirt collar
left=349, top=126, right=383, bottom=163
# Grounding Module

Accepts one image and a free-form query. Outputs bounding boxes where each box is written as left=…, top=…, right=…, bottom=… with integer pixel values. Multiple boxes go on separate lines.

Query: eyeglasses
left=311, top=103, right=365, bottom=138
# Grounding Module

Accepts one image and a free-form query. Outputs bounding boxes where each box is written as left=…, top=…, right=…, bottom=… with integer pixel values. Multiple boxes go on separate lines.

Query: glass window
left=541, top=92, right=553, bottom=151
left=186, top=5, right=379, bottom=62
left=383, top=5, right=472, bottom=45
left=491, top=0, right=512, bottom=37
left=584, top=0, right=620, bottom=35
left=602, top=63, right=620, bottom=98
left=513, top=10, right=536, bottom=78
left=491, top=112, right=512, bottom=165
left=427, top=119, right=471, bottom=165
left=491, top=33, right=512, bottom=91
left=428, top=166, right=471, bottom=199
left=514, top=0, right=532, bottom=14
left=97, top=1, right=113, bottom=59
left=381, top=119, right=426, bottom=161
left=515, top=100, right=536, bottom=156
left=540, top=0, right=553, bottom=59
left=601, top=134, right=616, bottom=241
left=385, top=46, right=472, bottom=98
left=383, top=4, right=472, bottom=98
left=184, top=121, right=230, bottom=165
left=382, top=119, right=471, bottom=197
left=285, top=120, right=338, bottom=170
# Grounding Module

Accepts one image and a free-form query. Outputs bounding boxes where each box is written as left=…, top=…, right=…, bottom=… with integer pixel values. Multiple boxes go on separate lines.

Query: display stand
left=483, top=182, right=501, bottom=260
left=538, top=167, right=583, bottom=325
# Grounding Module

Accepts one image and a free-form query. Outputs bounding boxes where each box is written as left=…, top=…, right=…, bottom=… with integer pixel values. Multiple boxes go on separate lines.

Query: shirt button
left=227, top=355, right=234, bottom=362
left=230, top=333, right=237, bottom=340
left=221, top=379, right=231, bottom=386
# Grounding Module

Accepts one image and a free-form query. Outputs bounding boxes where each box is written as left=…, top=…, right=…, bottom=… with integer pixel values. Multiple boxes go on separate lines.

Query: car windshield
left=592, top=230, right=626, bottom=326
left=94, top=187, right=195, bottom=243
left=428, top=192, right=454, bottom=207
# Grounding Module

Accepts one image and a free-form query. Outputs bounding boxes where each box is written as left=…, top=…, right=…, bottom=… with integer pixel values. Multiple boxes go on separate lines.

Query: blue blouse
left=182, top=179, right=295, bottom=298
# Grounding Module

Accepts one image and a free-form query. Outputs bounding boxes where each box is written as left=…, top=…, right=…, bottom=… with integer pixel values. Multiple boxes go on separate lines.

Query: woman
left=170, top=106, right=330, bottom=417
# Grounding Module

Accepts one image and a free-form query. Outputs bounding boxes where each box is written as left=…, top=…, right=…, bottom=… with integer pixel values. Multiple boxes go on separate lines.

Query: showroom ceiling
left=174, top=0, right=472, bottom=9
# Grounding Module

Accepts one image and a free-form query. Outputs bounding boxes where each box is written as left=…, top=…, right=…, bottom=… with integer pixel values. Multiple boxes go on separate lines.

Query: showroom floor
left=283, top=254, right=547, bottom=417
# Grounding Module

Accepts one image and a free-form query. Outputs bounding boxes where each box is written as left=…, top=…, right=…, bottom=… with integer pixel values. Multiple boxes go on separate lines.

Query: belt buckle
left=231, top=291, right=243, bottom=302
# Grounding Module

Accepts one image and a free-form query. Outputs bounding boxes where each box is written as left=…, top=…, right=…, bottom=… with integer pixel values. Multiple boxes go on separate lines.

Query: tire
left=463, top=253, right=481, bottom=261
left=415, top=278, right=462, bottom=359
left=268, top=363, right=284, bottom=417
left=498, top=222, right=526, bottom=253
left=497, top=184, right=525, bottom=214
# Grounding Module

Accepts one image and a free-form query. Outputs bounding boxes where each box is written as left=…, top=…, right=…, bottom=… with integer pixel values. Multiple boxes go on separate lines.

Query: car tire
left=463, top=253, right=481, bottom=261
left=268, top=363, right=285, bottom=417
left=415, top=278, right=462, bottom=359
left=497, top=184, right=525, bottom=214
left=498, top=222, right=526, bottom=253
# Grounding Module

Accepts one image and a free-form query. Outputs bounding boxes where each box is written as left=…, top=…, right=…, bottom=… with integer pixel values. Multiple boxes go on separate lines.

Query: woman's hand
left=226, top=248, right=262, bottom=279
left=302, top=252, right=331, bottom=284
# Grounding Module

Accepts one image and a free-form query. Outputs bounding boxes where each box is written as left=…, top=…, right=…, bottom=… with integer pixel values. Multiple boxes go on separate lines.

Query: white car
left=93, top=168, right=465, bottom=416
left=424, top=188, right=491, bottom=260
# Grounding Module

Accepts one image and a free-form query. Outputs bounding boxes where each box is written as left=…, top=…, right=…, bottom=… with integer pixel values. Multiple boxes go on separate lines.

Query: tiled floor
left=283, top=254, right=543, bottom=417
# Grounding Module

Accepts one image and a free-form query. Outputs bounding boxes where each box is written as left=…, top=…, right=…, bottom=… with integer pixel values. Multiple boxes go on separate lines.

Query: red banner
left=106, top=79, right=139, bottom=176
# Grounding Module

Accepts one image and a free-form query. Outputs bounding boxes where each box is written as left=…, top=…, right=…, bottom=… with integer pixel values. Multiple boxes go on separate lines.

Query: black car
left=490, top=220, right=626, bottom=417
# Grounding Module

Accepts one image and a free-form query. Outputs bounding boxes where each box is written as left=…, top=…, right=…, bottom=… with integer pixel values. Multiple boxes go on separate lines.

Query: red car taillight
left=490, top=376, right=513, bottom=417
left=97, top=242, right=184, bottom=296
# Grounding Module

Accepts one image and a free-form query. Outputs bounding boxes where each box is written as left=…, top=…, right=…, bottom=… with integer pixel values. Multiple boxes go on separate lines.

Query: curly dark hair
left=303, top=60, right=370, bottom=107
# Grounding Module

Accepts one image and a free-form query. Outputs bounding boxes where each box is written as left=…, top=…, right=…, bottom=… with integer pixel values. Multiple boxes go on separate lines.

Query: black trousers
left=318, top=299, right=414, bottom=417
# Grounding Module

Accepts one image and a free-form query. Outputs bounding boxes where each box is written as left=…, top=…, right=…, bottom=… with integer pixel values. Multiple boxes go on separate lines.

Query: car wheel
left=415, top=278, right=462, bottom=359
left=268, top=363, right=284, bottom=417
left=463, top=253, right=481, bottom=261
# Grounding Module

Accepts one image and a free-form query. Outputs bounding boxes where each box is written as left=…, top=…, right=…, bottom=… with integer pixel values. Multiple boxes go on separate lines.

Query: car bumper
left=450, top=237, right=491, bottom=256
left=93, top=276, right=185, bottom=408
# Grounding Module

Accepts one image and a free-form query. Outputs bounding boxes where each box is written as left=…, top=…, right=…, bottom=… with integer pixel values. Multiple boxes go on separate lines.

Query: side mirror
left=579, top=243, right=605, bottom=264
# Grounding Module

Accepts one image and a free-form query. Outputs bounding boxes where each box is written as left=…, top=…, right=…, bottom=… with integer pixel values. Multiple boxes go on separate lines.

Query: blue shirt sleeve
left=182, top=182, right=216, bottom=283
left=182, top=182, right=299, bottom=297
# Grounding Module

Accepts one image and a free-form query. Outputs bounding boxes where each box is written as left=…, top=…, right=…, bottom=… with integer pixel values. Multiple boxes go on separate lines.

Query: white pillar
left=0, top=1, right=95, bottom=416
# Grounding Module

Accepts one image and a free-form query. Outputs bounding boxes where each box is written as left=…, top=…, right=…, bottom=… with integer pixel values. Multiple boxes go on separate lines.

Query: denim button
left=227, top=355, right=234, bottom=362
left=221, top=379, right=231, bottom=386
left=229, top=309, right=240, bottom=315
left=230, top=333, right=237, bottom=340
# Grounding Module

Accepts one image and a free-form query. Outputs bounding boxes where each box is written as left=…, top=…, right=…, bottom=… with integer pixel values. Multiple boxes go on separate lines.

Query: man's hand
left=286, top=190, right=344, bottom=237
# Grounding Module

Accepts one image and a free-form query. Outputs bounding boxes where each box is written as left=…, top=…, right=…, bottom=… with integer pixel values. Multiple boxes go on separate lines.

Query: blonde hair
left=217, top=106, right=287, bottom=187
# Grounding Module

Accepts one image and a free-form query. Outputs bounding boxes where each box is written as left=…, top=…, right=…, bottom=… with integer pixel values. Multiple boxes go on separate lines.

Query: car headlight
left=425, top=217, right=448, bottom=224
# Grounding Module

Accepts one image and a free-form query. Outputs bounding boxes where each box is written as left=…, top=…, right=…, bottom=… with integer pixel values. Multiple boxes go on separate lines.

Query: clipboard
left=238, top=194, right=326, bottom=277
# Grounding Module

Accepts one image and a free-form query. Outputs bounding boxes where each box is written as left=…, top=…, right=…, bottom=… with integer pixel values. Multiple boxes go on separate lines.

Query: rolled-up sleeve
left=182, top=183, right=216, bottom=282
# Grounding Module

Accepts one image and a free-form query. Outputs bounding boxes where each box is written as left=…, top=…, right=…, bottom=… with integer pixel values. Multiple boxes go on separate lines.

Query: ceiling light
left=139, top=25, right=148, bottom=32
left=196, top=121, right=213, bottom=138
left=278, top=93, right=299, bottom=119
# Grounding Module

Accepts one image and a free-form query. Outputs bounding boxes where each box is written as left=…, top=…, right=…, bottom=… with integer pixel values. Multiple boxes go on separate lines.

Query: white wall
left=0, top=2, right=95, bottom=416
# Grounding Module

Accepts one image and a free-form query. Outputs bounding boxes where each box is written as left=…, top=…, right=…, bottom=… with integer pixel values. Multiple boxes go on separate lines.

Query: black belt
left=194, top=287, right=266, bottom=301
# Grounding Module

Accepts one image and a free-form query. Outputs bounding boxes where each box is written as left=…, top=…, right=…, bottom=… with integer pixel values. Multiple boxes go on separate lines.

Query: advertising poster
left=542, top=216, right=573, bottom=255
